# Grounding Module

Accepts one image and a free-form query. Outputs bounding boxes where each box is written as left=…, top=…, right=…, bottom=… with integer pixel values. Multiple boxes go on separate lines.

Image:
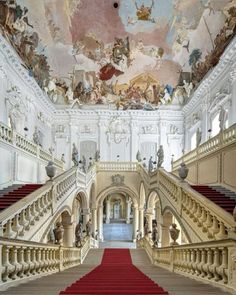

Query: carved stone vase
left=169, top=223, right=180, bottom=245
left=45, top=161, right=56, bottom=180
left=178, top=162, right=189, bottom=182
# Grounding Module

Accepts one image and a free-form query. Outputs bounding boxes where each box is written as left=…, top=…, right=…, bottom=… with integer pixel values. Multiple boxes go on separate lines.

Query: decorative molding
left=111, top=174, right=125, bottom=186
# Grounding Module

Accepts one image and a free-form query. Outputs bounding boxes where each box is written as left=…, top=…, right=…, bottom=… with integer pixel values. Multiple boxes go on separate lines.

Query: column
left=91, top=208, right=97, bottom=236
left=139, top=208, right=144, bottom=237
left=97, top=205, right=103, bottom=241
left=82, top=208, right=90, bottom=229
left=105, top=198, right=110, bottom=224
left=126, top=199, right=131, bottom=224
left=132, top=206, right=139, bottom=241
left=63, top=223, right=74, bottom=247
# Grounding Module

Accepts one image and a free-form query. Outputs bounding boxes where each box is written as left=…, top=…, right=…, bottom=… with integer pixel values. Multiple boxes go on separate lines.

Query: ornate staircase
left=0, top=184, right=42, bottom=211
left=191, top=185, right=236, bottom=214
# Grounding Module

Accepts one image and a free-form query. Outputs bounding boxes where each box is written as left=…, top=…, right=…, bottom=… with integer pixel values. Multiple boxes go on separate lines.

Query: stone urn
left=178, top=162, right=189, bottom=182
left=169, top=223, right=180, bottom=245
left=53, top=222, right=64, bottom=245
left=45, top=161, right=56, bottom=180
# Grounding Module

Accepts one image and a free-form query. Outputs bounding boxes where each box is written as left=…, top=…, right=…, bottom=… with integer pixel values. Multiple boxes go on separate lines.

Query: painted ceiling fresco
left=1, top=0, right=236, bottom=109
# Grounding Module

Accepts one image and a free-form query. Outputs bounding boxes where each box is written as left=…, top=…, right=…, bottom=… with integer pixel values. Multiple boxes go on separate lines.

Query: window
left=191, top=132, right=196, bottom=150
left=211, top=113, right=220, bottom=137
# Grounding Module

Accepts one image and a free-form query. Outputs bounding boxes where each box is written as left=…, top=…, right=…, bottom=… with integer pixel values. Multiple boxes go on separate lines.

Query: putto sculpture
left=53, top=222, right=64, bottom=245
left=72, top=143, right=79, bottom=166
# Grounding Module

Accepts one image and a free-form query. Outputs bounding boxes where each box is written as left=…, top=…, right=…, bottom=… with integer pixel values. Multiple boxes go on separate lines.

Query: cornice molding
left=183, top=36, right=236, bottom=115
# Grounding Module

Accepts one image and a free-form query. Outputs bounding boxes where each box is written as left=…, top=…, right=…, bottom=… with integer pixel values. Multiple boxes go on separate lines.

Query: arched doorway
left=96, top=186, right=139, bottom=246
left=103, top=193, right=133, bottom=241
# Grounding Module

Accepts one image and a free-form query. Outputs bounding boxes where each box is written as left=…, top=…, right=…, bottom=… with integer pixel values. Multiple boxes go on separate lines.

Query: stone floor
left=103, top=222, right=133, bottom=241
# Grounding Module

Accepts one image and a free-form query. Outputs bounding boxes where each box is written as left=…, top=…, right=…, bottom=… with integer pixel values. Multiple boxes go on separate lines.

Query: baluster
left=41, top=249, right=46, bottom=272
left=206, top=248, right=214, bottom=279
left=12, top=214, right=23, bottom=238
left=31, top=248, right=37, bottom=275
left=4, top=219, right=16, bottom=238
left=31, top=202, right=39, bottom=222
left=2, top=246, right=14, bottom=282
left=195, top=249, right=201, bottom=276
left=19, top=209, right=28, bottom=236
left=25, top=206, right=33, bottom=230
left=10, top=246, right=21, bottom=280
left=24, top=248, right=31, bottom=276
left=210, top=216, right=219, bottom=238
left=218, top=247, right=228, bottom=284
left=212, top=248, right=220, bottom=281
left=216, top=222, right=227, bottom=240
left=199, top=208, right=207, bottom=230
left=35, top=248, right=41, bottom=274
left=18, top=247, right=27, bottom=278
left=201, top=249, right=208, bottom=277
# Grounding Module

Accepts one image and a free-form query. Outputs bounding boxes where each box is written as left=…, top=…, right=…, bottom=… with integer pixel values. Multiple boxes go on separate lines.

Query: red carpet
left=0, top=184, right=42, bottom=211
left=191, top=185, right=236, bottom=214
left=59, top=249, right=169, bottom=295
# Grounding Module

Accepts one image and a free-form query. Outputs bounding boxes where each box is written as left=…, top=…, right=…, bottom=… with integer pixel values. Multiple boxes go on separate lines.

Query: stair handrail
left=138, top=237, right=236, bottom=293
left=172, top=122, right=236, bottom=171
left=158, top=168, right=236, bottom=240
left=0, top=121, right=64, bottom=170
left=0, top=166, right=85, bottom=239
left=0, top=236, right=95, bottom=289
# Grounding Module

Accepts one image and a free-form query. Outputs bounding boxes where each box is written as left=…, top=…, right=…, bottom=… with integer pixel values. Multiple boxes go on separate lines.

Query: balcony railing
left=172, top=123, right=236, bottom=171
left=0, top=121, right=64, bottom=170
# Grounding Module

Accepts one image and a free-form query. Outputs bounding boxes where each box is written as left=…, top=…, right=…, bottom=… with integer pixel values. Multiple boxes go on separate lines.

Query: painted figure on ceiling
left=135, top=0, right=155, bottom=22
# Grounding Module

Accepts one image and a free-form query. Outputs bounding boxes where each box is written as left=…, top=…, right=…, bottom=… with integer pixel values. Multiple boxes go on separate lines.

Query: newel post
left=59, top=246, right=63, bottom=272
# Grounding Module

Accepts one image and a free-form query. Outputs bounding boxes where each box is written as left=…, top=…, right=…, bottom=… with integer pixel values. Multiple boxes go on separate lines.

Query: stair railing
left=138, top=237, right=236, bottom=293
left=0, top=167, right=88, bottom=240
left=157, top=168, right=236, bottom=241
left=0, top=236, right=96, bottom=290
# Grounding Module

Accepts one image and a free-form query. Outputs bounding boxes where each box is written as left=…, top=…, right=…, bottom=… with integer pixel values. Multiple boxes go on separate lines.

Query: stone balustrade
left=96, top=161, right=138, bottom=171
left=0, top=236, right=97, bottom=290
left=172, top=123, right=236, bottom=171
left=0, top=121, right=64, bottom=170
left=138, top=237, right=236, bottom=293
left=158, top=169, right=236, bottom=241
left=0, top=167, right=81, bottom=240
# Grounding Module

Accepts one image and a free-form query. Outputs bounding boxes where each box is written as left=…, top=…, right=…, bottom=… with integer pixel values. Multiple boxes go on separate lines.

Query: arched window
left=211, top=113, right=220, bottom=137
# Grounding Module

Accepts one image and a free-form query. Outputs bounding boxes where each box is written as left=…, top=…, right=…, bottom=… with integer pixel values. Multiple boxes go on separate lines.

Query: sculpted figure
left=72, top=143, right=79, bottom=166
left=94, top=150, right=100, bottom=162
left=148, top=156, right=153, bottom=172
left=75, top=222, right=83, bottom=247
left=53, top=222, right=64, bottom=245
left=136, top=150, right=142, bottom=162
left=144, top=221, right=149, bottom=236
left=219, top=106, right=228, bottom=132
left=157, top=145, right=164, bottom=168
left=152, top=224, right=159, bottom=247
left=33, top=126, right=41, bottom=146
left=86, top=220, right=92, bottom=237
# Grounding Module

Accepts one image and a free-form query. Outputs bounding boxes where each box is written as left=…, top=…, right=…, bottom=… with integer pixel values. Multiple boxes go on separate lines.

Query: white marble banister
left=158, top=168, right=236, bottom=241
left=0, top=167, right=78, bottom=240
left=138, top=237, right=236, bottom=293
left=172, top=123, right=236, bottom=171
left=0, top=236, right=97, bottom=290
left=0, top=121, right=64, bottom=170
left=96, top=161, right=138, bottom=171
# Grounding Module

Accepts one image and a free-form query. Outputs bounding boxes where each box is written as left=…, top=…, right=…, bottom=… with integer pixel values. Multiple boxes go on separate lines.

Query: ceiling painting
left=0, top=0, right=235, bottom=109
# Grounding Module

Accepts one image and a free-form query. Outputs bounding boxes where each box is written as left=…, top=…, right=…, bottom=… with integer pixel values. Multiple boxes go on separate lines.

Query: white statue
left=33, top=127, right=41, bottom=146
left=65, top=86, right=74, bottom=103
left=219, top=107, right=228, bottom=132
left=72, top=143, right=79, bottom=166
left=157, top=145, right=164, bottom=168
left=160, top=89, right=171, bottom=105
left=148, top=156, right=153, bottom=172
left=183, top=80, right=193, bottom=98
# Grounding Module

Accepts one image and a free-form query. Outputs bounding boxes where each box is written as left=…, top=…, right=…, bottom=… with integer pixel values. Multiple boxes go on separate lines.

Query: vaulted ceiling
left=8, top=0, right=236, bottom=106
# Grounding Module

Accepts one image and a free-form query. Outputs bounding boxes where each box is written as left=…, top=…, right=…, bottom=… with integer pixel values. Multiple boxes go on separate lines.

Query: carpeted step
left=59, top=249, right=169, bottom=295
left=191, top=185, right=236, bottom=214
left=0, top=184, right=43, bottom=212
